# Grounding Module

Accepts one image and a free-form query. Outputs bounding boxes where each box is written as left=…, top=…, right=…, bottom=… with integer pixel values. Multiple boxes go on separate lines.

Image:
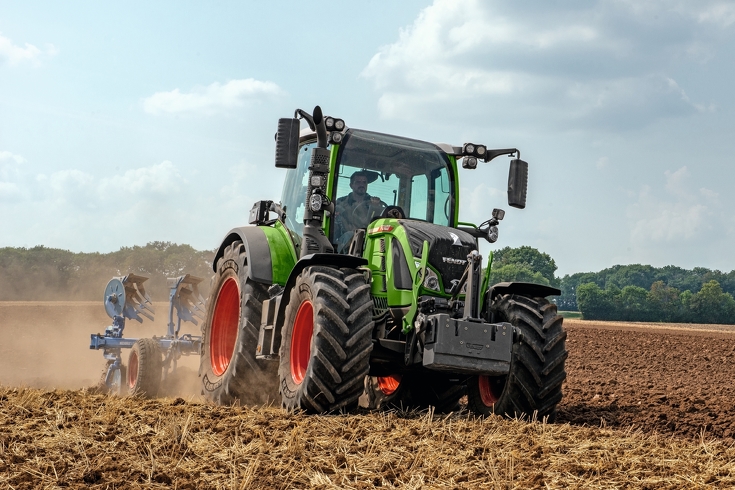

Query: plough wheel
left=199, top=240, right=279, bottom=405
left=127, top=338, right=162, bottom=398
left=279, top=266, right=373, bottom=413
left=467, top=294, right=567, bottom=420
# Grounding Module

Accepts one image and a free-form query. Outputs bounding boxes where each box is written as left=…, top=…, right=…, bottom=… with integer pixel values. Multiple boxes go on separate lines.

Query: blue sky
left=1, top=0, right=734, bottom=276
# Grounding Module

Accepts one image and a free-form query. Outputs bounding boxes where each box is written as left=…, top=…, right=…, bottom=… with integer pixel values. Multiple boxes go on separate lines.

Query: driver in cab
left=334, top=170, right=386, bottom=251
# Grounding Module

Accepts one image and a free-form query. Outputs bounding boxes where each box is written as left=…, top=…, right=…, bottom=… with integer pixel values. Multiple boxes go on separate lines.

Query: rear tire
left=128, top=338, right=162, bottom=398
left=467, top=294, right=567, bottom=420
left=199, top=240, right=280, bottom=405
left=279, top=266, right=373, bottom=413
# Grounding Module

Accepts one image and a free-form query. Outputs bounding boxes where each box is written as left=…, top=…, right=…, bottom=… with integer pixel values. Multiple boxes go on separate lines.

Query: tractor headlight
left=487, top=225, right=498, bottom=243
left=329, top=132, right=343, bottom=145
left=422, top=267, right=440, bottom=291
left=462, top=156, right=478, bottom=169
left=309, top=193, right=323, bottom=212
left=324, top=117, right=345, bottom=131
left=463, top=142, right=487, bottom=159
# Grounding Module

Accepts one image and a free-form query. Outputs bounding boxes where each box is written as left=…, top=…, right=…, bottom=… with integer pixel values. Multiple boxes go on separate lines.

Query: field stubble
left=1, top=303, right=734, bottom=488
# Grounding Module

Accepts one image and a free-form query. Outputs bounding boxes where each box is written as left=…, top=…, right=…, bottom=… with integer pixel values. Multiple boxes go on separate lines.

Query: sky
left=1, top=0, right=734, bottom=276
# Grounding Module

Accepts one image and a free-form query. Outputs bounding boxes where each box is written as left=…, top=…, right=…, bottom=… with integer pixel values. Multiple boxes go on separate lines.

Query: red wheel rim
left=210, top=277, right=241, bottom=377
left=377, top=375, right=402, bottom=395
left=290, top=300, right=314, bottom=385
left=128, top=350, right=139, bottom=389
left=478, top=375, right=501, bottom=406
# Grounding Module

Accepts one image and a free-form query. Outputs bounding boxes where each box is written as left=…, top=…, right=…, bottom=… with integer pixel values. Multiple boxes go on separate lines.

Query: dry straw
left=0, top=386, right=733, bottom=489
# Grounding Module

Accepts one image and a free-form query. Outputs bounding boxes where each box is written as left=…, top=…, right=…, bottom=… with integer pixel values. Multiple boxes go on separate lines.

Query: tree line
left=0, top=242, right=214, bottom=302
left=488, top=246, right=735, bottom=325
left=2, top=242, right=733, bottom=324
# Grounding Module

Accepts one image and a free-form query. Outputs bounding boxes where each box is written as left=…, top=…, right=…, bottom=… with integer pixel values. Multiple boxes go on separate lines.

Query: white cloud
left=362, top=0, right=725, bottom=131
left=143, top=78, right=284, bottom=115
left=99, top=161, right=185, bottom=197
left=698, top=3, right=735, bottom=27
left=627, top=166, right=719, bottom=245
left=0, top=151, right=27, bottom=202
left=0, top=33, right=57, bottom=66
left=459, top=181, right=505, bottom=225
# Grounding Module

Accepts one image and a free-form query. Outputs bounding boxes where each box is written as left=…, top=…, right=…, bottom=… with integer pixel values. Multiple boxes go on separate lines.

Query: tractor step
left=256, top=295, right=283, bottom=360
left=422, top=314, right=513, bottom=375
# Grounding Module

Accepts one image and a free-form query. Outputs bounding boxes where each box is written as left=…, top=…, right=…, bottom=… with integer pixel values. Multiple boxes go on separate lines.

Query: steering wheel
left=351, top=199, right=386, bottom=228
left=444, top=196, right=452, bottom=220
left=381, top=205, right=406, bottom=219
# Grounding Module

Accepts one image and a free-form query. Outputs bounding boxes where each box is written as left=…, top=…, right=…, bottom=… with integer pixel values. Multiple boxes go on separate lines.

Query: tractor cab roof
left=298, top=127, right=464, bottom=158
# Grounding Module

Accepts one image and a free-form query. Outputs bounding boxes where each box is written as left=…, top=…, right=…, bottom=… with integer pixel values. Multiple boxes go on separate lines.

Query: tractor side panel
left=263, top=221, right=298, bottom=286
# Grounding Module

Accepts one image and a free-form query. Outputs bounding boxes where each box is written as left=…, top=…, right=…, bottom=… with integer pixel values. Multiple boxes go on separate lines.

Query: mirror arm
left=294, top=109, right=315, bottom=130
left=483, top=148, right=519, bottom=163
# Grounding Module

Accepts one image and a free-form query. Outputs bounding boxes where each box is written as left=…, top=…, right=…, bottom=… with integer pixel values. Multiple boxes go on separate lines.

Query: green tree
left=491, top=246, right=558, bottom=287
left=688, top=280, right=735, bottom=324
left=488, top=263, right=550, bottom=287
left=619, top=285, right=649, bottom=321
left=647, top=281, right=682, bottom=322
left=577, top=282, right=617, bottom=320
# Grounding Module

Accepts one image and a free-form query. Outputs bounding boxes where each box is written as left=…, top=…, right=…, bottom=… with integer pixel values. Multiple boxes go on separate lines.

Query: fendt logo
left=448, top=232, right=462, bottom=246
left=442, top=256, right=467, bottom=265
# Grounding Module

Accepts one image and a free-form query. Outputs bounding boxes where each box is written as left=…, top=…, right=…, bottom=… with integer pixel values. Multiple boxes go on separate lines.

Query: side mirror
left=275, top=118, right=300, bottom=169
left=507, top=159, right=528, bottom=209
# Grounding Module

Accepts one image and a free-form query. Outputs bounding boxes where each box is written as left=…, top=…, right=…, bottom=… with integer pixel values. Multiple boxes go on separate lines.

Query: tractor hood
left=398, top=220, right=477, bottom=293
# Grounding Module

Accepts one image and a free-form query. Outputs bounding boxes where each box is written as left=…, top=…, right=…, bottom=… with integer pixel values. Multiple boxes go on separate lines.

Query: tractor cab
left=280, top=128, right=456, bottom=254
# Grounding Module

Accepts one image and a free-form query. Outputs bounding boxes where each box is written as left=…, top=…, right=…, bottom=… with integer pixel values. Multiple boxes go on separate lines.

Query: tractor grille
left=398, top=220, right=477, bottom=293
left=372, top=295, right=388, bottom=318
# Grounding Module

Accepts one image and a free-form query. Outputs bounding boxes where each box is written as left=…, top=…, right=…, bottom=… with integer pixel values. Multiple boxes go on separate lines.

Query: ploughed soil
left=559, top=319, right=735, bottom=442
left=1, top=303, right=735, bottom=487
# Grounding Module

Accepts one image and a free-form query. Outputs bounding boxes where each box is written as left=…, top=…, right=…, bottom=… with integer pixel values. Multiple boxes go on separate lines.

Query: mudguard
left=212, top=224, right=297, bottom=286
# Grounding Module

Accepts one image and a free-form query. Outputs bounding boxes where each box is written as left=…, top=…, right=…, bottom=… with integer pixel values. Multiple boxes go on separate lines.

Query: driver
left=334, top=170, right=386, bottom=244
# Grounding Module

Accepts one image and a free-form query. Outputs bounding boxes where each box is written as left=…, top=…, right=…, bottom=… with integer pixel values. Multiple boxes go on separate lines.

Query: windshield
left=332, top=129, right=454, bottom=242
left=280, top=141, right=315, bottom=238
left=280, top=130, right=455, bottom=249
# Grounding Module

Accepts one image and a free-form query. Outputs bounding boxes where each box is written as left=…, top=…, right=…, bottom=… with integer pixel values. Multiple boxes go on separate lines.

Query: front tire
left=467, top=294, right=567, bottom=420
left=279, top=266, right=373, bottom=413
left=128, top=338, right=162, bottom=398
left=200, top=240, right=280, bottom=405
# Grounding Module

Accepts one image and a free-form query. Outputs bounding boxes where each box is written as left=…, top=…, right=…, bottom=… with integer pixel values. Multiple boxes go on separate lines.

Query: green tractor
left=199, top=105, right=567, bottom=418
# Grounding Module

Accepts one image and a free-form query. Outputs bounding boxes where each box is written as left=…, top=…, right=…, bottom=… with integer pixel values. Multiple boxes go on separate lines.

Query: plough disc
left=167, top=274, right=206, bottom=325
left=103, top=274, right=155, bottom=323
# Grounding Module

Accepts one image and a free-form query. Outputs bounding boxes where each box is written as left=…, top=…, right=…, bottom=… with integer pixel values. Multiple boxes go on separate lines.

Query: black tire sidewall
left=200, top=240, right=279, bottom=405
left=468, top=294, right=566, bottom=419
left=200, top=259, right=243, bottom=393
left=278, top=274, right=314, bottom=407
left=128, top=338, right=162, bottom=398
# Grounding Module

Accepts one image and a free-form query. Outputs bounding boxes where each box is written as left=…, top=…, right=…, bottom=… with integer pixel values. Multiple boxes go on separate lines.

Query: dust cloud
left=0, top=300, right=203, bottom=400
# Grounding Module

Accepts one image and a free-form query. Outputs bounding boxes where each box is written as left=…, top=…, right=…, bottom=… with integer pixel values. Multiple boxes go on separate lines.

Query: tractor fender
left=271, top=253, right=369, bottom=353
left=486, top=281, right=561, bottom=302
left=212, top=225, right=297, bottom=286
